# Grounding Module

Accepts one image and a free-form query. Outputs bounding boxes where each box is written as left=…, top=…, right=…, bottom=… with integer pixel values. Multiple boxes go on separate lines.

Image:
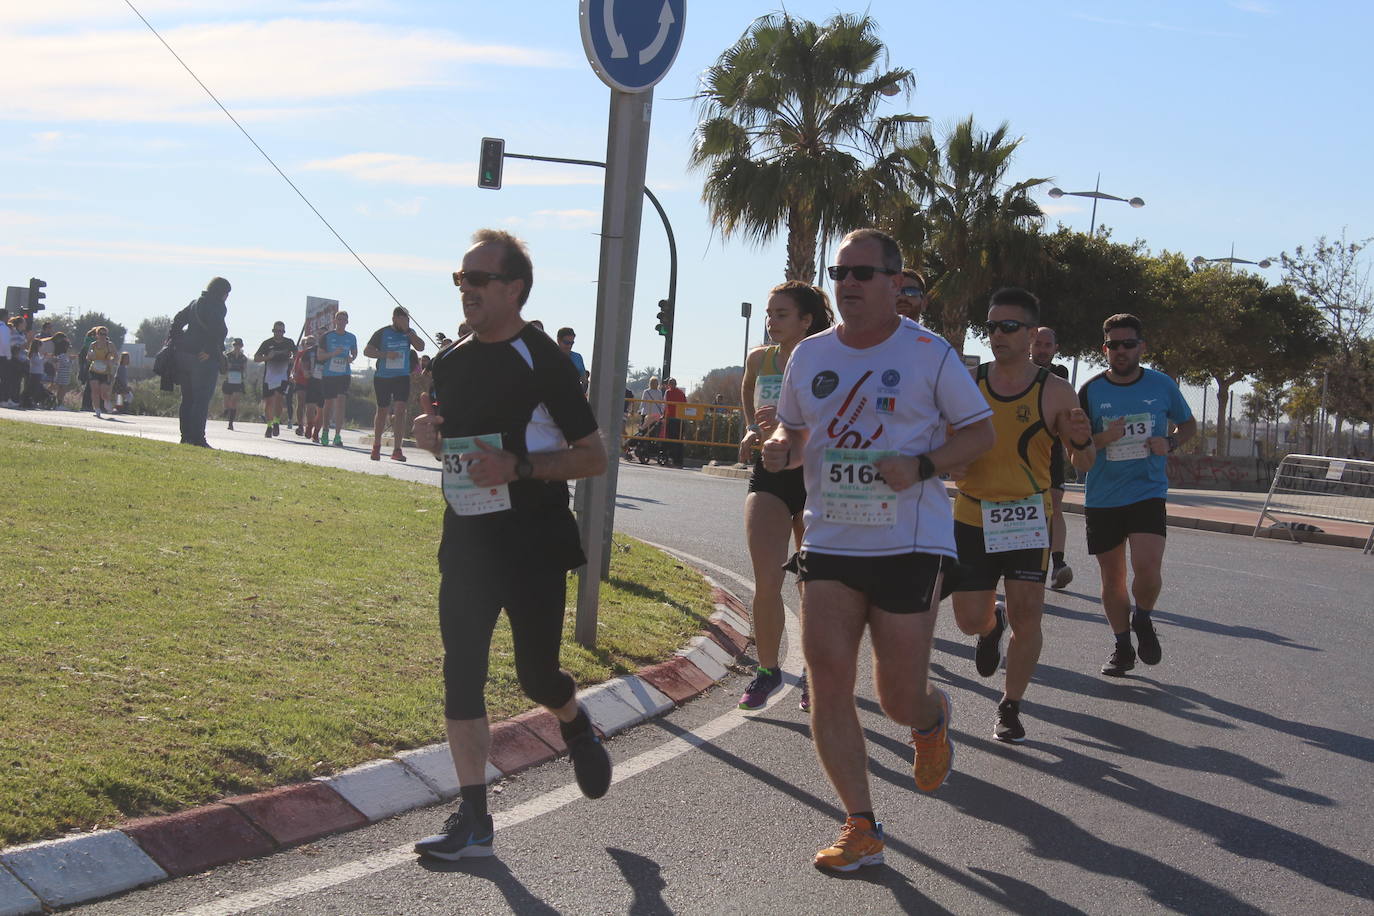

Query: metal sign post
left=574, top=0, right=685, bottom=648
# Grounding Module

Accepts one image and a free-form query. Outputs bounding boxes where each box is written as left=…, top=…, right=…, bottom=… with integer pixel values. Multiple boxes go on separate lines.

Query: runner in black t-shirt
left=254, top=321, right=297, bottom=437
left=411, top=229, right=611, bottom=862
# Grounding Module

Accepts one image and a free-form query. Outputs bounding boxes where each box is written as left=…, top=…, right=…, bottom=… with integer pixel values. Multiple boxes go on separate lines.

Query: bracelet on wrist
left=1070, top=438, right=1092, bottom=451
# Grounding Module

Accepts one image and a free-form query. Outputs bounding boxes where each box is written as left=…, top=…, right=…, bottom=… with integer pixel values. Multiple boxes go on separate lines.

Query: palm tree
left=690, top=12, right=923, bottom=282
left=896, top=117, right=1047, bottom=352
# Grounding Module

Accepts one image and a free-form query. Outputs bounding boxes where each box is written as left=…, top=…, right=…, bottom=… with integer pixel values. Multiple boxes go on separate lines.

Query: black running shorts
left=747, top=455, right=806, bottom=517
left=952, top=521, right=1049, bottom=591
left=322, top=375, right=350, bottom=400
left=785, top=550, right=944, bottom=615
left=1050, top=441, right=1066, bottom=490
left=305, top=379, right=325, bottom=406
left=1084, top=497, right=1168, bottom=555
left=374, top=374, right=411, bottom=407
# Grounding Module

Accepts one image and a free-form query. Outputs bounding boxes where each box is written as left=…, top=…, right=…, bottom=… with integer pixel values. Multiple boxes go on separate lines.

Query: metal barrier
left=621, top=397, right=744, bottom=461
left=1253, top=454, right=1374, bottom=553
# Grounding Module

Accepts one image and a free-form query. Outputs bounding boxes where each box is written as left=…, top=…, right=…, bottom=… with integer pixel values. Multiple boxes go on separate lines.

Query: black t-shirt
left=1049, top=362, right=1070, bottom=379
left=431, top=324, right=598, bottom=526
left=256, top=336, right=296, bottom=365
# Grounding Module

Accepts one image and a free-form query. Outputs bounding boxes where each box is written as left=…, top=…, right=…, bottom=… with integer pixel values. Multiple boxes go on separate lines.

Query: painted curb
left=223, top=782, right=369, bottom=848
left=315, top=759, right=440, bottom=822
left=0, top=866, right=41, bottom=916
left=0, top=829, right=167, bottom=909
left=122, top=804, right=275, bottom=878
left=0, top=561, right=754, bottom=912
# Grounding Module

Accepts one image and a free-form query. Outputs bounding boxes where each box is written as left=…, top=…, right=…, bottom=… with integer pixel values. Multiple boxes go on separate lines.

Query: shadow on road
left=416, top=854, right=561, bottom=914
left=607, top=847, right=670, bottom=916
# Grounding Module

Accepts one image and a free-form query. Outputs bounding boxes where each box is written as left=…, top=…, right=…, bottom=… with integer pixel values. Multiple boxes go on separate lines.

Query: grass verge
left=0, top=419, right=714, bottom=847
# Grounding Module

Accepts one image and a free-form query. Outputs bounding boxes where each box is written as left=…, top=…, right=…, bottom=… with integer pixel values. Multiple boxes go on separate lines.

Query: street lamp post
left=741, top=302, right=752, bottom=372
left=1047, top=173, right=1144, bottom=238
left=1191, top=244, right=1276, bottom=272
left=1047, top=174, right=1145, bottom=386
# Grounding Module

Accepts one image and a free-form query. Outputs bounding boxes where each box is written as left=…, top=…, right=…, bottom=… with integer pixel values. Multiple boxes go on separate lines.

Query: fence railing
left=622, top=397, right=745, bottom=459
left=1253, top=454, right=1374, bottom=554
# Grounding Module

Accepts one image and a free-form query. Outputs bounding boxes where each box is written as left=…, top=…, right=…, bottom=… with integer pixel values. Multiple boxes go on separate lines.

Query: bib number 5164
left=828, top=463, right=885, bottom=485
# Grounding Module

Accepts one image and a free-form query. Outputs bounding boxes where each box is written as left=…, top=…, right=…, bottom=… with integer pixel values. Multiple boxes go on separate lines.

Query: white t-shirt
left=639, top=387, right=665, bottom=419
left=777, top=318, right=992, bottom=558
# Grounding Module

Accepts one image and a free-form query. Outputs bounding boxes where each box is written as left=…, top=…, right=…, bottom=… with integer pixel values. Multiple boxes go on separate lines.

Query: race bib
left=442, top=435, right=512, bottom=516
left=227, top=370, right=242, bottom=384
left=329, top=357, right=347, bottom=373
left=982, top=493, right=1048, bottom=553
left=755, top=374, right=783, bottom=409
left=821, top=448, right=899, bottom=526
left=1106, top=413, right=1151, bottom=461
left=90, top=360, right=108, bottom=374
left=384, top=352, right=405, bottom=371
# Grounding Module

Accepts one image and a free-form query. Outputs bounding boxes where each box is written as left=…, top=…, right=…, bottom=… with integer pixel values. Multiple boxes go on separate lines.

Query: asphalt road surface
left=12, top=414, right=1370, bottom=915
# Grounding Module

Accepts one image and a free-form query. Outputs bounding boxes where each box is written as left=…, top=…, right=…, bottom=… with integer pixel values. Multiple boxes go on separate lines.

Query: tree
left=1147, top=261, right=1331, bottom=455
left=135, top=316, right=172, bottom=349
left=1034, top=227, right=1151, bottom=362
left=1280, top=232, right=1373, bottom=454
left=1242, top=380, right=1286, bottom=456
left=691, top=12, right=922, bottom=282
left=688, top=366, right=744, bottom=406
left=896, top=116, right=1046, bottom=353
left=51, top=312, right=128, bottom=349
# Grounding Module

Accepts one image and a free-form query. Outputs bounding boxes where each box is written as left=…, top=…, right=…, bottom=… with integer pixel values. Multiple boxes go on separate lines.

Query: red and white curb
left=0, top=580, right=752, bottom=915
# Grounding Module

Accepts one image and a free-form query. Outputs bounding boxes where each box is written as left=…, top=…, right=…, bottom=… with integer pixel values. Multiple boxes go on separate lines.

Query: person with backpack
left=171, top=277, right=231, bottom=447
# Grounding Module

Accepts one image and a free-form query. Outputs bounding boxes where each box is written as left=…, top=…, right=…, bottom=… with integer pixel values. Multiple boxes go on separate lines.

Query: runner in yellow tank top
left=950, top=288, right=1095, bottom=744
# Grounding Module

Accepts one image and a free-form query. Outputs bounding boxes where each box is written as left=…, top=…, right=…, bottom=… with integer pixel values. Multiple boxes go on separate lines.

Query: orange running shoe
left=911, top=688, right=954, bottom=793
left=813, top=815, right=884, bottom=873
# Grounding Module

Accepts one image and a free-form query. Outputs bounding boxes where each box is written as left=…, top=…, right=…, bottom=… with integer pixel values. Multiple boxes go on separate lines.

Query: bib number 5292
left=988, top=503, right=1039, bottom=524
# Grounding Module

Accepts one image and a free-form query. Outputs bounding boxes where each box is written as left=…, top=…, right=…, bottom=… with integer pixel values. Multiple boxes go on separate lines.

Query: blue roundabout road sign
left=579, top=0, right=686, bottom=93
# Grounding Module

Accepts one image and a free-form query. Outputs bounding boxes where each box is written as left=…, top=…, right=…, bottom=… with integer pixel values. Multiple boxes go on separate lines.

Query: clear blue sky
left=2, top=0, right=1368, bottom=393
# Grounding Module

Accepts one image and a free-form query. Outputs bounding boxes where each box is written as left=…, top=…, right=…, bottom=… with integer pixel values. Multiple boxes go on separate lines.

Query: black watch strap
left=516, top=456, right=534, bottom=480
left=917, top=454, right=936, bottom=481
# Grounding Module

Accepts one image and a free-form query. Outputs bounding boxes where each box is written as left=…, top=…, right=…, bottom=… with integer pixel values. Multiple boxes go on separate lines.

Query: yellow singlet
left=954, top=364, right=1055, bottom=527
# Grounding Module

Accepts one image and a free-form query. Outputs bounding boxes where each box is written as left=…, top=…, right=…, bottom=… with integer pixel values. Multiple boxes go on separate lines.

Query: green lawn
left=0, top=420, right=714, bottom=846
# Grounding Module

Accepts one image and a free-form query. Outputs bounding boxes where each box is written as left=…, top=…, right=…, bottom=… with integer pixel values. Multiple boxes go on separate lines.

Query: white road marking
left=1173, top=561, right=1339, bottom=592
left=171, top=545, right=798, bottom=916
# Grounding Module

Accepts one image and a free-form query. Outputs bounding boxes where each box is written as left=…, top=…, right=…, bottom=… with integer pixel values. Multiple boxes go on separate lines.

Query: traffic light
left=478, top=137, right=505, bottom=190
left=655, top=299, right=673, bottom=337
left=27, top=277, right=46, bottom=312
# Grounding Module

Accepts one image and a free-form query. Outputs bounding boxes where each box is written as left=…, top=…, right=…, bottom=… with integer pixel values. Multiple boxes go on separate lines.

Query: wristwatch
left=916, top=454, right=936, bottom=481
left=746, top=423, right=761, bottom=434
left=1166, top=435, right=1179, bottom=453
left=515, top=456, right=534, bottom=480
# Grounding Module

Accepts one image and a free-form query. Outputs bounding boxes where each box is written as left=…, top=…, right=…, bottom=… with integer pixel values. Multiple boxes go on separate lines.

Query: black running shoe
left=994, top=699, right=1026, bottom=743
left=1101, top=644, right=1137, bottom=677
left=974, top=603, right=1007, bottom=678
left=1132, top=611, right=1162, bottom=665
left=413, top=804, right=494, bottom=860
left=565, top=714, right=612, bottom=799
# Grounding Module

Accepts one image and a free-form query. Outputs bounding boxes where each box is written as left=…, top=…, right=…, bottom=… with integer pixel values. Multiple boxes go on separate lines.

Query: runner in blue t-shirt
left=555, top=327, right=588, bottom=394
left=1077, top=313, right=1197, bottom=677
left=316, top=311, right=357, bottom=447
left=364, top=306, right=425, bottom=462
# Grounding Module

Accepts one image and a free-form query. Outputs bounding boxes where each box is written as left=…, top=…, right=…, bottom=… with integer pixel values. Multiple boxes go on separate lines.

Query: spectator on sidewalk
left=51, top=334, right=73, bottom=408
left=663, top=377, right=687, bottom=467
left=171, top=277, right=231, bottom=447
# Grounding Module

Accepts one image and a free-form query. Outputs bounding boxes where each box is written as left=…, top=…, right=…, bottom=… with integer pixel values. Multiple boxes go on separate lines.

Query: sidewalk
left=700, top=464, right=1372, bottom=550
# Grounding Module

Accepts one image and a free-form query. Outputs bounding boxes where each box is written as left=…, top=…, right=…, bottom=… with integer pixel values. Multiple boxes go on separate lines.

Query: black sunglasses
left=984, top=319, right=1031, bottom=335
left=1104, top=338, right=1142, bottom=351
left=827, top=265, right=900, bottom=282
left=452, top=269, right=511, bottom=287
left=899, top=285, right=925, bottom=298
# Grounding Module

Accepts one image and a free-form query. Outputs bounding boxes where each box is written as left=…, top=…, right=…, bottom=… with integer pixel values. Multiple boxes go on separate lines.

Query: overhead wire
left=121, top=0, right=439, bottom=348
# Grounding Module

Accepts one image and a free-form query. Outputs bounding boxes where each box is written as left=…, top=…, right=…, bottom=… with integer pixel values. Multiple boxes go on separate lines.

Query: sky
left=2, top=0, right=1370, bottom=403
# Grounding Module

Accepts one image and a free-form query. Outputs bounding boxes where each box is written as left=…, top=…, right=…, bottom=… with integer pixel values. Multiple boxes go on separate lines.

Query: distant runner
left=317, top=311, right=357, bottom=447
left=364, top=307, right=425, bottom=462
left=254, top=321, right=296, bottom=437
left=220, top=338, right=247, bottom=430
left=1079, top=313, right=1197, bottom=676
left=1032, top=325, right=1075, bottom=589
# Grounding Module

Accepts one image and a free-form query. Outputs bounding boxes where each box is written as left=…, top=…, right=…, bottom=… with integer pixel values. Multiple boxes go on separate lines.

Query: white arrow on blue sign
left=579, top=0, right=686, bottom=93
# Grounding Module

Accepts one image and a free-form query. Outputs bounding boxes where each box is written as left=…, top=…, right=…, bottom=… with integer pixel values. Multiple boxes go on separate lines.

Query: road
left=6, top=411, right=1370, bottom=915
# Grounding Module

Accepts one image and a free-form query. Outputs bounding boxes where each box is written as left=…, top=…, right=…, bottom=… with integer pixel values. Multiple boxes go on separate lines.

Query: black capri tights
left=438, top=560, right=576, bottom=721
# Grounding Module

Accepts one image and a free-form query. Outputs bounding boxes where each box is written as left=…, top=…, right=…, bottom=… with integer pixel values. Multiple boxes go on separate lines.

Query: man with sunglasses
left=763, top=228, right=994, bottom=873
left=895, top=268, right=928, bottom=322
left=1078, top=314, right=1196, bottom=676
left=1031, top=326, right=1075, bottom=589
left=410, top=229, right=611, bottom=862
left=555, top=327, right=588, bottom=393
left=950, top=291, right=1095, bottom=743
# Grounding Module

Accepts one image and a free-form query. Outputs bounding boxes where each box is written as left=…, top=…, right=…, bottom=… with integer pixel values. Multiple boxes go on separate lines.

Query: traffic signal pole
left=499, top=151, right=677, bottom=377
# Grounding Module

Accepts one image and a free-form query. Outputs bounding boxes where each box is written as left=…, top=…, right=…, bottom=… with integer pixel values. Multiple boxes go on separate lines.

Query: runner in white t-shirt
left=763, top=228, right=995, bottom=875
